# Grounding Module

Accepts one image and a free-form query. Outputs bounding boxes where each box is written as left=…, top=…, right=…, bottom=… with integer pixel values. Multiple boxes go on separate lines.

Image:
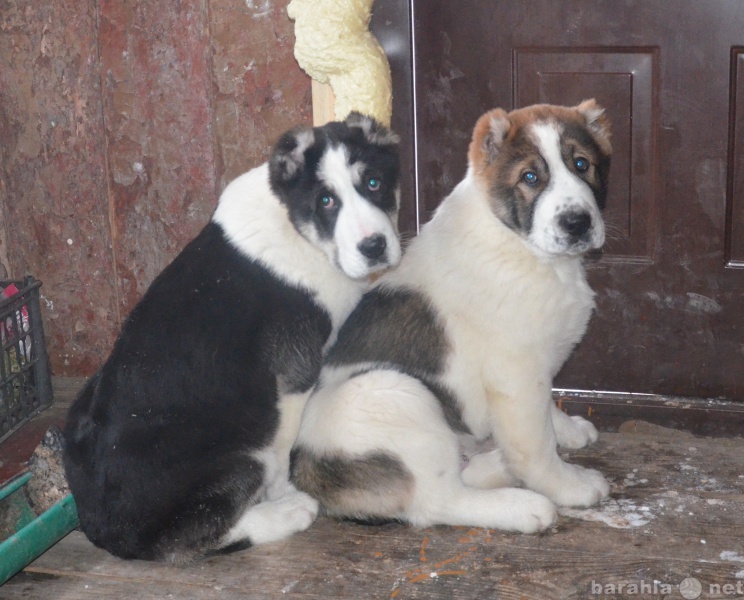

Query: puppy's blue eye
left=367, top=178, right=381, bottom=192
left=522, top=171, right=539, bottom=186
left=320, top=196, right=335, bottom=209
left=574, top=157, right=589, bottom=172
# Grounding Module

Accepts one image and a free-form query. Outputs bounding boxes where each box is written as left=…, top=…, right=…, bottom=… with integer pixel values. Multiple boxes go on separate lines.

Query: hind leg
left=416, top=478, right=556, bottom=533
left=221, top=391, right=320, bottom=548
left=295, top=370, right=555, bottom=533
left=404, top=428, right=554, bottom=532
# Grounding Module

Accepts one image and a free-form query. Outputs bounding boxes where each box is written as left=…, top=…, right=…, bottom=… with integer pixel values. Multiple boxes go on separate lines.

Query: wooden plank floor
left=2, top=383, right=744, bottom=599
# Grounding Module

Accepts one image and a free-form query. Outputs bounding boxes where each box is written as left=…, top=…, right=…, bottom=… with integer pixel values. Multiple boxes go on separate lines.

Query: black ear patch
left=344, top=112, right=400, bottom=146
left=269, top=126, right=316, bottom=185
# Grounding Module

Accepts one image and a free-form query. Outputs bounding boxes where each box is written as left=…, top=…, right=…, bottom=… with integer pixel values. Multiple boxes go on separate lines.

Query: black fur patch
left=326, top=286, right=449, bottom=375
left=325, top=286, right=468, bottom=431
left=205, top=539, right=254, bottom=558
left=261, top=312, right=329, bottom=394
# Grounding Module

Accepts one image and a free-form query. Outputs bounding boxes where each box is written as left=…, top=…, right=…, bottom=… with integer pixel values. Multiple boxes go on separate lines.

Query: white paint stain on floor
left=560, top=498, right=654, bottom=529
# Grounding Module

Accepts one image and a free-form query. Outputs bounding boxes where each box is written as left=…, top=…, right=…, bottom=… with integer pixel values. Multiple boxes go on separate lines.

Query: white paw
left=554, top=415, right=599, bottom=449
left=225, top=490, right=319, bottom=546
left=501, top=489, right=557, bottom=534
left=461, top=449, right=519, bottom=489
left=273, top=490, right=320, bottom=535
left=547, top=464, right=610, bottom=508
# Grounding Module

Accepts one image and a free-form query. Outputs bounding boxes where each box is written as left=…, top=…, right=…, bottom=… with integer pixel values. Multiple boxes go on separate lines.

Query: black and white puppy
left=292, top=101, right=612, bottom=533
left=63, top=113, right=401, bottom=562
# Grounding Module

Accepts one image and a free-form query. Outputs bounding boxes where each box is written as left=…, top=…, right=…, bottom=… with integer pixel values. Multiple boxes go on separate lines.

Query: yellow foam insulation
left=287, top=0, right=393, bottom=126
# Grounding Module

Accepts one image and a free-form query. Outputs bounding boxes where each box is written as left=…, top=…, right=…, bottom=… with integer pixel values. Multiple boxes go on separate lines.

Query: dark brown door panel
left=373, top=0, right=744, bottom=401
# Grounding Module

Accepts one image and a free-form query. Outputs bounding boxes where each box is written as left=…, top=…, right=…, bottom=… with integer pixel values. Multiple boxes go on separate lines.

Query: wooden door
left=372, top=0, right=744, bottom=402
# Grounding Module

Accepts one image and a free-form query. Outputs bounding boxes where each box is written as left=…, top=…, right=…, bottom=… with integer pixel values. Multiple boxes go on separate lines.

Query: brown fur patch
left=467, top=101, right=612, bottom=231
left=291, top=447, right=414, bottom=519
left=468, top=108, right=510, bottom=178
left=468, top=101, right=612, bottom=176
left=576, top=98, right=612, bottom=155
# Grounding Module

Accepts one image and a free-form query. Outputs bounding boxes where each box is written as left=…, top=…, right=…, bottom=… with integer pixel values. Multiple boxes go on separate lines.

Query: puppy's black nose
left=358, top=234, right=387, bottom=260
left=558, top=211, right=591, bottom=238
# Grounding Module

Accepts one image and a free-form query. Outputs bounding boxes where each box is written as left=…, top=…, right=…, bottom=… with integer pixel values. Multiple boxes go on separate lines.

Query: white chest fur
left=384, top=175, right=596, bottom=437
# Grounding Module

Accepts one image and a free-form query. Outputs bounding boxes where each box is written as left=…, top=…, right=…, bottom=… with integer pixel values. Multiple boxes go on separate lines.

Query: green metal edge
left=0, top=494, right=79, bottom=586
left=0, top=472, right=32, bottom=503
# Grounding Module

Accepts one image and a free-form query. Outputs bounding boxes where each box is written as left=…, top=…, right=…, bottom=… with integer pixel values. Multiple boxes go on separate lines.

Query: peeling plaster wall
left=0, top=0, right=312, bottom=376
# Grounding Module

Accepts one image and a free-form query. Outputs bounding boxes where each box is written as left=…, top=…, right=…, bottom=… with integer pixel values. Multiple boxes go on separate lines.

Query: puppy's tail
left=204, top=539, right=253, bottom=558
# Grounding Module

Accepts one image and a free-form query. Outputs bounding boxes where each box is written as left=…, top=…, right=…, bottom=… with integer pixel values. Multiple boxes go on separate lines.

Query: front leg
left=262, top=390, right=313, bottom=500
left=551, top=401, right=599, bottom=449
left=487, top=380, right=609, bottom=508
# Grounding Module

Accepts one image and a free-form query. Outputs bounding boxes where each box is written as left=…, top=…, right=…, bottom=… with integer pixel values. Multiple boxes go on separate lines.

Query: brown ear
left=468, top=109, right=511, bottom=174
left=576, top=99, right=612, bottom=153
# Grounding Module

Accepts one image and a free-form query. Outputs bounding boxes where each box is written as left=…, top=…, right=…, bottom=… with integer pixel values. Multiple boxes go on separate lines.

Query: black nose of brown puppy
left=558, top=211, right=591, bottom=239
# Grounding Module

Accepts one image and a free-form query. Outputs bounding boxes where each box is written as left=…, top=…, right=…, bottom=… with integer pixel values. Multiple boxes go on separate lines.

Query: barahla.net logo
left=590, top=576, right=744, bottom=598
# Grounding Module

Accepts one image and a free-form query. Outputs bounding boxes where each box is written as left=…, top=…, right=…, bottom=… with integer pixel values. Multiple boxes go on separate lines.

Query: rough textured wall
left=0, top=0, right=312, bottom=376
left=210, top=0, right=313, bottom=188
left=98, top=0, right=218, bottom=314
left=0, top=0, right=119, bottom=375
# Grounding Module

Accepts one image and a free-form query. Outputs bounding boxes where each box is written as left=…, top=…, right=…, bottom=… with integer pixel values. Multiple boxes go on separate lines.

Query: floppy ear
left=468, top=108, right=511, bottom=174
left=576, top=99, right=612, bottom=151
left=345, top=111, right=400, bottom=146
left=269, top=126, right=316, bottom=185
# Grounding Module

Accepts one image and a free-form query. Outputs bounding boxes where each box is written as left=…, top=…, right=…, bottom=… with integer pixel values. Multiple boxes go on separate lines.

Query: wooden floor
left=2, top=382, right=744, bottom=599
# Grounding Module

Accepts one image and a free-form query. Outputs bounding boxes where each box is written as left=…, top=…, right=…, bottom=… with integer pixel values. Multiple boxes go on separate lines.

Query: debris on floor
left=3, top=419, right=743, bottom=599
left=24, top=426, right=70, bottom=515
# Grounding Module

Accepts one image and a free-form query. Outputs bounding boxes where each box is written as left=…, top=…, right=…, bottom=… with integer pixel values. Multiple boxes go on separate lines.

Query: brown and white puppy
left=291, top=101, right=612, bottom=533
